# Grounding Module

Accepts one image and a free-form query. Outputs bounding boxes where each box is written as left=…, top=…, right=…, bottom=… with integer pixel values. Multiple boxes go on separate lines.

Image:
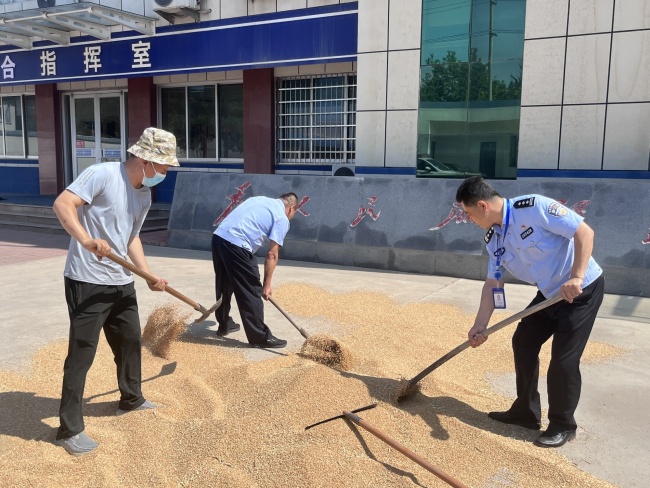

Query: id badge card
left=492, top=287, right=506, bottom=309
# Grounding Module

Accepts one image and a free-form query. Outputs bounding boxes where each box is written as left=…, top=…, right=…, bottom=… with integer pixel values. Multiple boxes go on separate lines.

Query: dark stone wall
left=168, top=173, right=650, bottom=297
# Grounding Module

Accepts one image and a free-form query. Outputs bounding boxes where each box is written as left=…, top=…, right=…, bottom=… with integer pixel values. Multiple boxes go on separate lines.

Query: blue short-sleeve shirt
left=485, top=194, right=602, bottom=297
left=215, top=196, right=290, bottom=253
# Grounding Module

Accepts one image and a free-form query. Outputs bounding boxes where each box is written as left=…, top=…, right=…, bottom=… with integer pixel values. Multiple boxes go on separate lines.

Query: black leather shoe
left=216, top=321, right=240, bottom=337
left=534, top=429, right=576, bottom=448
left=488, top=410, right=541, bottom=430
left=251, top=335, right=287, bottom=349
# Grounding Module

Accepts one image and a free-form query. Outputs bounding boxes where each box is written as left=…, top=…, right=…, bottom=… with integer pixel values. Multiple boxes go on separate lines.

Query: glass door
left=71, top=92, right=126, bottom=178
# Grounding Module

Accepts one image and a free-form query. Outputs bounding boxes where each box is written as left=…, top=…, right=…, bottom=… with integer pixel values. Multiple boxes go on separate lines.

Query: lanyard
left=494, top=199, right=510, bottom=280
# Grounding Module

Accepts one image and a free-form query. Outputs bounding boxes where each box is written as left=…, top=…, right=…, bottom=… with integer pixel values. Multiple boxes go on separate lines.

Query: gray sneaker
left=116, top=399, right=157, bottom=416
left=55, top=431, right=98, bottom=456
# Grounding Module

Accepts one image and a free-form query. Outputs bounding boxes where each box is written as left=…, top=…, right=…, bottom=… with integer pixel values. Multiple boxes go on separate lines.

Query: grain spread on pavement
left=0, top=282, right=622, bottom=487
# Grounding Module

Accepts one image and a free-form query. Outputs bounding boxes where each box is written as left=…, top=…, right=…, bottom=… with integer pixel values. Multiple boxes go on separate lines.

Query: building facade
left=1, top=0, right=648, bottom=202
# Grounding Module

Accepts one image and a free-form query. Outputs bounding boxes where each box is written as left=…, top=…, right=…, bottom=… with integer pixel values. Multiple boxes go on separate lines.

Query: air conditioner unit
left=153, top=0, right=199, bottom=11
left=332, top=164, right=356, bottom=176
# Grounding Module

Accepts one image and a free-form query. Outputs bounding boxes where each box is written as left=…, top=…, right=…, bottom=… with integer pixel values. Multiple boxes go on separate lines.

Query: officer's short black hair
left=280, top=192, right=299, bottom=207
left=455, top=176, right=501, bottom=206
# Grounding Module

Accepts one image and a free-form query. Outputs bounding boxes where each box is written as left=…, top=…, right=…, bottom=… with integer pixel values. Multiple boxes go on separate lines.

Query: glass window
left=161, top=87, right=187, bottom=158
left=161, top=84, right=243, bottom=161
left=418, top=0, right=526, bottom=179
left=421, top=0, right=472, bottom=64
left=218, top=84, right=243, bottom=159
left=3, top=96, right=23, bottom=156
left=188, top=85, right=216, bottom=159
left=276, top=74, right=356, bottom=164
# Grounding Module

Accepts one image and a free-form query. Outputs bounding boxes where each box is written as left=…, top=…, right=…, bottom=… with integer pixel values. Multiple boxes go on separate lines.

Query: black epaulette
left=484, top=227, right=494, bottom=243
left=513, top=197, right=535, bottom=209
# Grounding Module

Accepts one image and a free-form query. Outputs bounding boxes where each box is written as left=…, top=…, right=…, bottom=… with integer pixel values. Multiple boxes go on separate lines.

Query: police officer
left=211, top=193, right=299, bottom=348
left=455, top=177, right=604, bottom=448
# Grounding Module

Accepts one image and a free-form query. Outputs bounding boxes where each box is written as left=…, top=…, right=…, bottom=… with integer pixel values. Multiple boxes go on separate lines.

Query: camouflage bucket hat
left=127, top=127, right=180, bottom=166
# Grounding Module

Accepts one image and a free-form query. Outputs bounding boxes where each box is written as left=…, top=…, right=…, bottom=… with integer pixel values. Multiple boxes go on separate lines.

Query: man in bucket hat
left=52, top=127, right=179, bottom=455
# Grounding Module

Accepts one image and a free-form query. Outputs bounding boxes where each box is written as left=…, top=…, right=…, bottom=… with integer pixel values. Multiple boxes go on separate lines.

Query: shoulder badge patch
left=547, top=201, right=568, bottom=217
left=484, top=227, right=494, bottom=244
left=513, top=197, right=535, bottom=209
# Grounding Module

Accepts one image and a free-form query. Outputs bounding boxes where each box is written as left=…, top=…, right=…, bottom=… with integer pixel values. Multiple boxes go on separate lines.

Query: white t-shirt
left=63, top=162, right=151, bottom=285
left=215, top=196, right=290, bottom=253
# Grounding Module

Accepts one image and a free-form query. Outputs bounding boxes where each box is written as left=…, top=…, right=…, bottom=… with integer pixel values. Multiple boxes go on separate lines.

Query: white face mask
left=142, top=161, right=166, bottom=187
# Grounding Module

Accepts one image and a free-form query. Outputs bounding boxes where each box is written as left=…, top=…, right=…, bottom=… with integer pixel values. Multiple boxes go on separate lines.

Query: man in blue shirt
left=212, top=193, right=298, bottom=348
left=456, top=177, right=604, bottom=448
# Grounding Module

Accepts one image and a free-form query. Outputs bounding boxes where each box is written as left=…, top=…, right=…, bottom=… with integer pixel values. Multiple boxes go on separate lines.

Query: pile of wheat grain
left=0, top=283, right=622, bottom=487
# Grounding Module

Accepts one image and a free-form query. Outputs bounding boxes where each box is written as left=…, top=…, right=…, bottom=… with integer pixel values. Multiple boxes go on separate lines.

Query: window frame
left=276, top=73, right=357, bottom=165
left=0, top=93, right=38, bottom=159
left=157, top=81, right=244, bottom=163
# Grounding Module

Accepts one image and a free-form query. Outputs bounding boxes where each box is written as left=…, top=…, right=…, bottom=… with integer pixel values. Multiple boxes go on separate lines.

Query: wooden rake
left=395, top=294, right=563, bottom=402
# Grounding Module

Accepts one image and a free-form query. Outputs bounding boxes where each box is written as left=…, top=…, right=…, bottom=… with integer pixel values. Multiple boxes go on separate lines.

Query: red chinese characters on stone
left=350, top=196, right=381, bottom=228
left=213, top=182, right=252, bottom=226
left=429, top=199, right=592, bottom=231
left=557, top=199, right=590, bottom=217
left=297, top=196, right=311, bottom=217
left=643, top=230, right=650, bottom=245
left=429, top=203, right=469, bottom=231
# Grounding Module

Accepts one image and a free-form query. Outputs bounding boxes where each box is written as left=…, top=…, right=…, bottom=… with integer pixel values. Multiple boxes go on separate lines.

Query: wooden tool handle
left=344, top=412, right=467, bottom=488
left=268, top=296, right=311, bottom=340
left=106, top=251, right=201, bottom=311
left=409, top=294, right=563, bottom=386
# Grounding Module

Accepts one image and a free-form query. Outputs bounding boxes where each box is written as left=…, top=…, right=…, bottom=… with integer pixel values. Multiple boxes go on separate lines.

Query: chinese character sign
left=40, top=51, right=56, bottom=77
left=643, top=229, right=650, bottom=245
left=1, top=56, right=15, bottom=80
left=83, top=46, right=102, bottom=74
left=213, top=182, right=252, bottom=226
left=132, top=41, right=152, bottom=69
left=350, top=196, right=381, bottom=228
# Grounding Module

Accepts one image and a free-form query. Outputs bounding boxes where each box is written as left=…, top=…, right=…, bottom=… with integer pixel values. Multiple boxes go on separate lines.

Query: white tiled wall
left=356, top=0, right=421, bottom=169
left=563, top=34, right=610, bottom=104
left=559, top=105, right=606, bottom=170
left=609, top=30, right=650, bottom=103
left=518, top=106, right=562, bottom=169
left=385, top=110, right=418, bottom=167
left=521, top=38, right=566, bottom=106
left=524, top=0, right=569, bottom=39
left=603, top=103, right=650, bottom=170
left=356, top=52, right=387, bottom=111
left=355, top=111, right=386, bottom=166
left=568, top=0, right=614, bottom=35
left=519, top=0, right=650, bottom=171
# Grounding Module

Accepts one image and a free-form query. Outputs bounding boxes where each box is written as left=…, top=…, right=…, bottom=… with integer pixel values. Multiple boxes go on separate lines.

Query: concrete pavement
left=1, top=229, right=649, bottom=487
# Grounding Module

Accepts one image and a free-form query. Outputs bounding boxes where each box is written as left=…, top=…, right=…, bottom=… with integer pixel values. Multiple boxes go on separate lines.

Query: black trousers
left=509, top=275, right=605, bottom=433
left=57, top=278, right=145, bottom=439
left=211, top=234, right=272, bottom=344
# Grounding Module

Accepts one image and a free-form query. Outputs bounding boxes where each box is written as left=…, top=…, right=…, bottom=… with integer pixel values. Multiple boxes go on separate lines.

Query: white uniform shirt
left=485, top=194, right=602, bottom=297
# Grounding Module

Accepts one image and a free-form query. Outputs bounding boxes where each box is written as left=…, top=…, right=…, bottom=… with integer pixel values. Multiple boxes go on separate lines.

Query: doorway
left=69, top=92, right=127, bottom=179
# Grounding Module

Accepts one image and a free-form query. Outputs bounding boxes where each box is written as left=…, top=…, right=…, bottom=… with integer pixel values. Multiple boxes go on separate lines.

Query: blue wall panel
left=0, top=166, right=40, bottom=194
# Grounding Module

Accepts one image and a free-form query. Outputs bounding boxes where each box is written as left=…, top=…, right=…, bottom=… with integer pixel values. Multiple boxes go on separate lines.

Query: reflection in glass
left=160, top=87, right=187, bottom=158
left=218, top=84, right=243, bottom=159
left=100, top=97, right=121, bottom=161
left=187, top=86, right=216, bottom=159
left=418, top=0, right=526, bottom=179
